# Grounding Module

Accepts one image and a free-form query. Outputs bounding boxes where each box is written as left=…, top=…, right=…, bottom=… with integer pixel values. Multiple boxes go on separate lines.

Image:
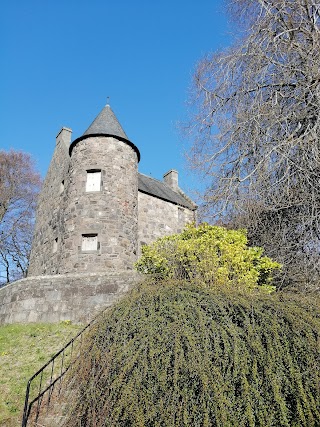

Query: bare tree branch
left=0, top=150, right=41, bottom=285
left=187, top=0, right=320, bottom=290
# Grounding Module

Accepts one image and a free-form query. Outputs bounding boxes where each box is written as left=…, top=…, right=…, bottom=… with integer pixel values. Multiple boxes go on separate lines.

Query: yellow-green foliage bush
left=63, top=282, right=320, bottom=427
left=135, top=223, right=280, bottom=291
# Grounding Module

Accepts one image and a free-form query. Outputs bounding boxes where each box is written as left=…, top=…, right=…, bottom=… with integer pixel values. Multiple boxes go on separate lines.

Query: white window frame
left=86, top=170, right=101, bottom=192
left=81, top=234, right=98, bottom=252
left=60, top=180, right=65, bottom=194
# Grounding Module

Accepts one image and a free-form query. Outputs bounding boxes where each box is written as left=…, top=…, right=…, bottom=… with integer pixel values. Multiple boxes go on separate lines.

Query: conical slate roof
left=69, top=104, right=140, bottom=161
left=83, top=104, right=129, bottom=139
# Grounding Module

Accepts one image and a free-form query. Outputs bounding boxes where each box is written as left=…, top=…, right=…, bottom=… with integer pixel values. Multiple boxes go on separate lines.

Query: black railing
left=21, top=316, right=99, bottom=427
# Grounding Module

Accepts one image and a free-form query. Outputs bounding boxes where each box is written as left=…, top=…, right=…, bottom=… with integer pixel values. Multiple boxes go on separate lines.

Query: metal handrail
left=21, top=316, right=100, bottom=427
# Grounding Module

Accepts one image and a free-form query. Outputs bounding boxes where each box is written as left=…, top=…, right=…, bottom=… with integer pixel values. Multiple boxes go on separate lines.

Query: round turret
left=60, top=105, right=139, bottom=273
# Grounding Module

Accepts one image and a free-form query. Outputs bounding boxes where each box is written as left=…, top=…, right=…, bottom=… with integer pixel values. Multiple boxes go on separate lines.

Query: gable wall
left=28, top=130, right=71, bottom=276
left=138, top=191, right=195, bottom=255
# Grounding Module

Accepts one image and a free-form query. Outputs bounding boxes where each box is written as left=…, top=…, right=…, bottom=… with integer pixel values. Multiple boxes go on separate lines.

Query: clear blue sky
left=1, top=0, right=231, bottom=199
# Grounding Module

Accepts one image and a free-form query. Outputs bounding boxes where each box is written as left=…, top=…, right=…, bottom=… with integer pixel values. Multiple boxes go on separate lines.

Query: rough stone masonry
left=0, top=104, right=197, bottom=324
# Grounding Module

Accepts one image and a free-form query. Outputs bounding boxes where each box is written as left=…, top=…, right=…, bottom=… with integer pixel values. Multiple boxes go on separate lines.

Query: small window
left=82, top=234, right=98, bottom=251
left=53, top=238, right=58, bottom=253
left=60, top=180, right=65, bottom=194
left=86, top=170, right=101, bottom=192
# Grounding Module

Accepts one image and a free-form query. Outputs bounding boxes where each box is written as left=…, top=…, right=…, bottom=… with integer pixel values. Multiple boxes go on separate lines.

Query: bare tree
left=187, top=0, right=320, bottom=290
left=0, top=150, right=41, bottom=285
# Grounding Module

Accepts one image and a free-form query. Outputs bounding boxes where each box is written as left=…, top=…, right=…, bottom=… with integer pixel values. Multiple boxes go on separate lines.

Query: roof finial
left=106, top=96, right=110, bottom=106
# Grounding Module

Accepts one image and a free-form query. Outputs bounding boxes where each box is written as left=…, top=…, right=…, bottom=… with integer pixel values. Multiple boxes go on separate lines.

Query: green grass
left=0, top=322, right=82, bottom=427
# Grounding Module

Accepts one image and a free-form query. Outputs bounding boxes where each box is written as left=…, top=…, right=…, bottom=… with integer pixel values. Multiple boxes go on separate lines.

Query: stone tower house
left=28, top=105, right=196, bottom=277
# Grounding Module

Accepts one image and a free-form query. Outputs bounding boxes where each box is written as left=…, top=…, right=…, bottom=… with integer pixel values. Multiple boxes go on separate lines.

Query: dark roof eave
left=138, top=188, right=197, bottom=210
left=69, top=133, right=141, bottom=162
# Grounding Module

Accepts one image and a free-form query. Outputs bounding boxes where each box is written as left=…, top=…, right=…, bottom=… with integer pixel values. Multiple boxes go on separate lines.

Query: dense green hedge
left=64, top=282, right=320, bottom=427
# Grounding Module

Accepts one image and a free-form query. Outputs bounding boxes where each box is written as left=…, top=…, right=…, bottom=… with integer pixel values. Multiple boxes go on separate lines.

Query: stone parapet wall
left=0, top=271, right=141, bottom=325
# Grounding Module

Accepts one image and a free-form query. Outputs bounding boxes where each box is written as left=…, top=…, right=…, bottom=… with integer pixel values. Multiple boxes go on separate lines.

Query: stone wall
left=61, top=136, right=139, bottom=273
left=28, top=128, right=72, bottom=276
left=138, top=191, right=196, bottom=254
left=29, top=132, right=140, bottom=276
left=0, top=271, right=140, bottom=325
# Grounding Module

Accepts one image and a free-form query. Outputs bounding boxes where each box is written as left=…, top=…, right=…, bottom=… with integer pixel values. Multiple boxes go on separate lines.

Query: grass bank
left=0, top=322, right=82, bottom=427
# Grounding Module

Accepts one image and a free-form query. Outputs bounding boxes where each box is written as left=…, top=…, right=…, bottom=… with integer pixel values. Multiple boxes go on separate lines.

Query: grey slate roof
left=138, top=173, right=196, bottom=210
left=70, top=105, right=140, bottom=160
left=83, top=104, right=129, bottom=139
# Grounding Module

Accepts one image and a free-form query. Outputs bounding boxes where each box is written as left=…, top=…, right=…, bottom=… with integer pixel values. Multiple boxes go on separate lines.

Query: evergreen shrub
left=63, top=282, right=320, bottom=427
left=135, top=223, right=280, bottom=292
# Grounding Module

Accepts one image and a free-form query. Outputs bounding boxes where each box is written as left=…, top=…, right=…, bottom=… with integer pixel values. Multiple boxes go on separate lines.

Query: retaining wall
left=0, top=271, right=141, bottom=325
